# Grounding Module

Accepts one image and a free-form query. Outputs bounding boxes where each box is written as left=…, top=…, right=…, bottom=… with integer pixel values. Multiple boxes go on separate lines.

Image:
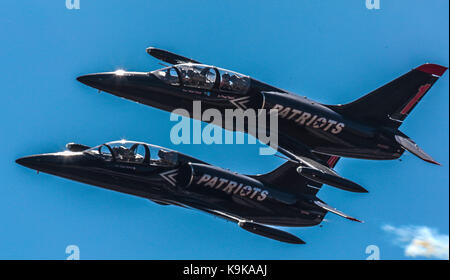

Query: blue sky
left=0, top=0, right=448, bottom=259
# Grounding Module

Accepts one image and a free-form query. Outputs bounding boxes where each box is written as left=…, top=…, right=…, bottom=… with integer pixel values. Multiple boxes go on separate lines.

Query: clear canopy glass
left=151, top=67, right=180, bottom=86
left=175, top=64, right=216, bottom=90
left=85, top=140, right=178, bottom=165
left=217, top=68, right=250, bottom=93
left=151, top=64, right=250, bottom=93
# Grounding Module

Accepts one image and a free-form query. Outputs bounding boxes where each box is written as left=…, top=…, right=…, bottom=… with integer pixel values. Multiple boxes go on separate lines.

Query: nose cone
left=77, top=71, right=166, bottom=107
left=16, top=154, right=60, bottom=171
left=77, top=71, right=158, bottom=98
left=16, top=155, right=37, bottom=169
left=77, top=73, right=117, bottom=91
left=16, top=153, right=82, bottom=173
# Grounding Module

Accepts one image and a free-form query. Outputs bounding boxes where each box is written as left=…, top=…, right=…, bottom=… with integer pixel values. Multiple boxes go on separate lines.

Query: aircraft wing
left=208, top=209, right=306, bottom=244
left=179, top=201, right=305, bottom=244
left=278, top=147, right=368, bottom=193
left=146, top=47, right=201, bottom=65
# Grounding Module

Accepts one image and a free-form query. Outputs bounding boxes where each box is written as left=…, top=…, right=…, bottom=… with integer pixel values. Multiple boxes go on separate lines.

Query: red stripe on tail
left=400, top=83, right=431, bottom=115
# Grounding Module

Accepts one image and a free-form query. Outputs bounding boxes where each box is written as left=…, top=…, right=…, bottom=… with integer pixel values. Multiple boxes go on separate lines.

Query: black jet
left=77, top=48, right=447, bottom=191
left=16, top=140, right=363, bottom=244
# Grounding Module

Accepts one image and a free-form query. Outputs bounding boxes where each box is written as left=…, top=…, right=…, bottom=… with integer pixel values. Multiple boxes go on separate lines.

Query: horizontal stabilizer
left=277, top=147, right=367, bottom=193
left=297, top=166, right=368, bottom=193
left=238, top=221, right=305, bottom=244
left=146, top=47, right=201, bottom=65
left=314, top=200, right=363, bottom=223
left=395, top=135, right=440, bottom=165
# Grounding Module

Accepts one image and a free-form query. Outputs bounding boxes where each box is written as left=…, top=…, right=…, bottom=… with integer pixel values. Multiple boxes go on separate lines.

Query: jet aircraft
left=16, top=140, right=362, bottom=244
left=77, top=47, right=447, bottom=192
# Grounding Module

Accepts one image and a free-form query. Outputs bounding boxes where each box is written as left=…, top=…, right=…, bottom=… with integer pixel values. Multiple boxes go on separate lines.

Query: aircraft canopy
left=85, top=140, right=178, bottom=166
left=151, top=64, right=250, bottom=93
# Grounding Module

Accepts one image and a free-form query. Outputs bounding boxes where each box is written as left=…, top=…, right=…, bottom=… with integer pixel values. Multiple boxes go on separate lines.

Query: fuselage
left=77, top=64, right=404, bottom=161
left=16, top=141, right=326, bottom=227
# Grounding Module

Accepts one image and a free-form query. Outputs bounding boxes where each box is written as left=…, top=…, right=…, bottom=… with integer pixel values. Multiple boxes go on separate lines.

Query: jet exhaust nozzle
left=297, top=167, right=368, bottom=193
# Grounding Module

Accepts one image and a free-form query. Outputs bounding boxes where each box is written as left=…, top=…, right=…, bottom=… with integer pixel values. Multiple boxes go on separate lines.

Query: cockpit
left=85, top=140, right=178, bottom=166
left=151, top=63, right=250, bottom=94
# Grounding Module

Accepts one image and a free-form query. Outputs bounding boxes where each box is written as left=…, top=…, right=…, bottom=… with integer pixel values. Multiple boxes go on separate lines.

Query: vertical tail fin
left=329, top=64, right=447, bottom=128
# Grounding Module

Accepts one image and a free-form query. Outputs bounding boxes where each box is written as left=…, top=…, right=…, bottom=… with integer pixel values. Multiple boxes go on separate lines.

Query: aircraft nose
left=16, top=154, right=60, bottom=170
left=16, top=153, right=81, bottom=173
left=15, top=156, right=35, bottom=169
left=77, top=71, right=162, bottom=102
left=77, top=73, right=116, bottom=90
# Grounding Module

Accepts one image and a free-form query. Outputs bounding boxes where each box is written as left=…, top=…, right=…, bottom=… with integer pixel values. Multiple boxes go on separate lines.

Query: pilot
left=232, top=75, right=246, bottom=92
left=113, top=146, right=136, bottom=162
left=195, top=72, right=206, bottom=87
left=230, top=75, right=240, bottom=90
left=201, top=68, right=215, bottom=86
left=187, top=69, right=194, bottom=79
left=186, top=68, right=202, bottom=87
left=185, top=69, right=199, bottom=87
left=221, top=73, right=231, bottom=91
left=158, top=150, right=178, bottom=166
